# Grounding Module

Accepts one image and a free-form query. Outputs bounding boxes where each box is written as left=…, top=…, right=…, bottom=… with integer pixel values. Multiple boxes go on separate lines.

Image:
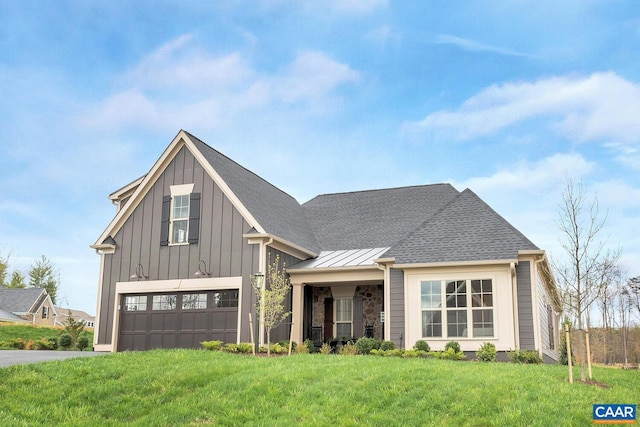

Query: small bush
left=437, top=348, right=466, bottom=360
left=224, top=343, right=239, bottom=353
left=444, top=341, right=461, bottom=353
left=8, top=338, right=26, bottom=349
left=269, top=343, right=287, bottom=354
left=380, top=340, right=395, bottom=351
left=476, top=342, right=496, bottom=362
left=77, top=336, right=90, bottom=351
left=402, top=349, right=419, bottom=358
left=370, top=349, right=403, bottom=357
left=303, top=339, right=315, bottom=353
left=355, top=337, right=379, bottom=355
left=507, top=349, right=542, bottom=364
left=558, top=339, right=575, bottom=366
left=339, top=341, right=358, bottom=355
left=237, top=343, right=253, bottom=354
left=319, top=343, right=332, bottom=354
left=45, top=336, right=58, bottom=350
left=59, top=334, right=73, bottom=350
left=201, top=340, right=223, bottom=351
left=413, top=340, right=430, bottom=352
left=294, top=341, right=308, bottom=354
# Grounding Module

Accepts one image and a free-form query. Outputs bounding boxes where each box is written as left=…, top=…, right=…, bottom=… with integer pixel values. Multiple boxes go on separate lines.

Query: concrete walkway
left=0, top=350, right=106, bottom=368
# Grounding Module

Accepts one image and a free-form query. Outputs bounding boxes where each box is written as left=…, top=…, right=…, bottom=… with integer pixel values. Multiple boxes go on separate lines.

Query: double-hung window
left=421, top=278, right=494, bottom=339
left=335, top=298, right=353, bottom=340
left=160, top=184, right=200, bottom=246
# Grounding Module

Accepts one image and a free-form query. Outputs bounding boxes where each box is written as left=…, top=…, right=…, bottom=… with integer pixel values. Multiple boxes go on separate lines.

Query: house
left=92, top=130, right=562, bottom=362
left=54, top=307, right=95, bottom=329
left=0, top=307, right=29, bottom=323
left=0, top=286, right=58, bottom=326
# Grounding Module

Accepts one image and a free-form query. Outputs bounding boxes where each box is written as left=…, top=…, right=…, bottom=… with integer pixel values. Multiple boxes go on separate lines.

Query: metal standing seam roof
left=0, top=307, right=28, bottom=323
left=290, top=247, right=391, bottom=269
left=187, top=132, right=322, bottom=254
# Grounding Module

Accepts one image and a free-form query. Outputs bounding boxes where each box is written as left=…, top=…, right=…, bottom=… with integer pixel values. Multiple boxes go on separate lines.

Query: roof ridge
left=304, top=183, right=455, bottom=202
left=185, top=130, right=301, bottom=204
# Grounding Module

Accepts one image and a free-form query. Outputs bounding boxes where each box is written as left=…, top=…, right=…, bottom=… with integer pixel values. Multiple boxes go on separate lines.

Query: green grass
left=0, top=350, right=638, bottom=426
left=0, top=322, right=93, bottom=350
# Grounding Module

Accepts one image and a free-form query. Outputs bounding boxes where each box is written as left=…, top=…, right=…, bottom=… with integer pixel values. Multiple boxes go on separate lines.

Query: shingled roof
left=0, top=287, right=48, bottom=314
left=301, top=184, right=460, bottom=250
left=187, top=132, right=322, bottom=254
left=385, top=189, right=539, bottom=264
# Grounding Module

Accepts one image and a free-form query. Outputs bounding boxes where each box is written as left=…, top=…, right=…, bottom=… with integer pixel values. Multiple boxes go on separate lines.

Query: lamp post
left=253, top=272, right=265, bottom=354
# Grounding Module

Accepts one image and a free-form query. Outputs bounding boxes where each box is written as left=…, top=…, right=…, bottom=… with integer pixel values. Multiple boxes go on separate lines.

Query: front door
left=323, top=297, right=334, bottom=342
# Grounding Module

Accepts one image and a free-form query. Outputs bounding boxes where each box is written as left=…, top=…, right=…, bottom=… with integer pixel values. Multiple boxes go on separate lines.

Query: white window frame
left=169, top=184, right=194, bottom=246
left=420, top=278, right=495, bottom=340
left=334, top=298, right=353, bottom=340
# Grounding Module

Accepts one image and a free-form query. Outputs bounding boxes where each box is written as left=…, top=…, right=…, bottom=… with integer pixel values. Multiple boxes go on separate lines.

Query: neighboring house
left=0, top=307, right=29, bottom=323
left=0, top=287, right=58, bottom=326
left=92, top=130, right=562, bottom=362
left=54, top=307, right=95, bottom=329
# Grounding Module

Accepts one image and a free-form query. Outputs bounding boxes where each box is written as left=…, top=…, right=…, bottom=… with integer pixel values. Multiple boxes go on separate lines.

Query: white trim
left=245, top=233, right=317, bottom=259
left=393, top=259, right=517, bottom=269
left=169, top=183, right=194, bottom=196
left=109, top=276, right=243, bottom=352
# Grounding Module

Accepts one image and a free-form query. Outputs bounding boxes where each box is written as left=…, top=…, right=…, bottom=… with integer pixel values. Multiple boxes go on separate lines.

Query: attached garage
left=118, top=289, right=238, bottom=351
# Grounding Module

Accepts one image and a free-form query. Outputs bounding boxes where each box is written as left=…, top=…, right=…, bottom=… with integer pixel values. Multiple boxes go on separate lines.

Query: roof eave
left=392, top=258, right=519, bottom=269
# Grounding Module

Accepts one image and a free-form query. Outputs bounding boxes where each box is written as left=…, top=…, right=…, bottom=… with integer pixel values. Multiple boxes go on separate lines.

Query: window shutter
left=188, top=192, right=201, bottom=244
left=160, top=195, right=171, bottom=246
left=353, top=296, right=363, bottom=339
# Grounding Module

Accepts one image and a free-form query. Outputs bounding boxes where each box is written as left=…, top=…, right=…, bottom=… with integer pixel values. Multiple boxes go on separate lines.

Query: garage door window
left=212, top=291, right=239, bottom=308
left=124, top=295, right=147, bottom=311
left=153, top=295, right=177, bottom=310
left=182, top=293, right=207, bottom=310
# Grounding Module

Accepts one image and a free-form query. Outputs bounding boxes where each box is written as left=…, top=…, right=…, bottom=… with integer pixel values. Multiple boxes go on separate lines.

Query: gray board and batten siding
left=516, top=261, right=535, bottom=351
left=389, top=268, right=405, bottom=348
left=97, top=146, right=259, bottom=346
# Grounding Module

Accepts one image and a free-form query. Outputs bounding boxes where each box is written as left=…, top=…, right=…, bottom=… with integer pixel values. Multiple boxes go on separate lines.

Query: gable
left=386, top=189, right=539, bottom=264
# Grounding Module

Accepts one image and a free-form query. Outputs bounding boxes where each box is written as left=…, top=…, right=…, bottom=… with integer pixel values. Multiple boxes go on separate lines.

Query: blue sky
left=1, top=1, right=639, bottom=315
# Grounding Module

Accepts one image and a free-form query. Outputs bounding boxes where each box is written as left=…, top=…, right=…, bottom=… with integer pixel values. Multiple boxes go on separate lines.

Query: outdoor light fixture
left=130, top=264, right=148, bottom=281
left=194, top=260, right=211, bottom=278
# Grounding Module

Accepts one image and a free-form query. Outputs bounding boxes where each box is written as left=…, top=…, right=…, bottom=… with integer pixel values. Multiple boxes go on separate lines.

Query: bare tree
left=253, top=254, right=291, bottom=356
left=554, top=177, right=620, bottom=381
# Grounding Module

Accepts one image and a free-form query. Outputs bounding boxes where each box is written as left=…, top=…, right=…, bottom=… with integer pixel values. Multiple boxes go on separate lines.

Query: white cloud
left=434, top=34, right=530, bottom=57
left=79, top=36, right=359, bottom=132
left=408, top=72, right=640, bottom=155
left=261, top=0, right=387, bottom=15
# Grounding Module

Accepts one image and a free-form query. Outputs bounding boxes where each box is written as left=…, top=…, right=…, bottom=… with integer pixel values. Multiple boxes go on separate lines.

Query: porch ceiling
left=291, top=248, right=390, bottom=269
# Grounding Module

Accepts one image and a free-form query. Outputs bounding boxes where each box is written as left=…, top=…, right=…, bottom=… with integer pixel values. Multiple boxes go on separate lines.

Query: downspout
left=258, top=238, right=274, bottom=347
left=511, top=262, right=520, bottom=349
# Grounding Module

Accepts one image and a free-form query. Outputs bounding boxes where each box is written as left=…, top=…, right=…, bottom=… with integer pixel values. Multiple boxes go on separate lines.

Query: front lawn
left=0, top=350, right=637, bottom=426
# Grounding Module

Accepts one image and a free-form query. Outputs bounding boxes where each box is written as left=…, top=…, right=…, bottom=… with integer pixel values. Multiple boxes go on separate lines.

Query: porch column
left=291, top=282, right=304, bottom=343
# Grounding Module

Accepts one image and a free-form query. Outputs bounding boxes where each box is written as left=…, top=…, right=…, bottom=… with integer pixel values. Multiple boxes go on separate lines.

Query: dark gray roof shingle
left=385, top=189, right=539, bottom=263
left=187, top=132, right=322, bottom=254
left=301, top=184, right=460, bottom=250
left=0, top=287, right=46, bottom=313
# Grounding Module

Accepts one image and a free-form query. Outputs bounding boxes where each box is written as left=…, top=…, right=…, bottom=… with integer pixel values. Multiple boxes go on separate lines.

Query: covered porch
left=287, top=248, right=391, bottom=345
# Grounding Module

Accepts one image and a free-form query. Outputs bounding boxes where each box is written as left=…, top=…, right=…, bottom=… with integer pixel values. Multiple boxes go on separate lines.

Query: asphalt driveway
left=0, top=350, right=106, bottom=367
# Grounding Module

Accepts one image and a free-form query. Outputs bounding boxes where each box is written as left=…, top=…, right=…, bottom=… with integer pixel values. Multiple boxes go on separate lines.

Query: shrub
left=413, top=340, right=430, bottom=352
left=224, top=343, right=239, bottom=353
left=270, top=343, right=287, bottom=354
left=476, top=342, right=496, bottom=362
left=294, top=341, right=308, bottom=354
left=8, top=338, right=26, bottom=349
left=77, top=336, right=90, bottom=351
left=444, top=341, right=461, bottom=353
left=370, top=349, right=403, bottom=357
left=45, top=336, right=58, bottom=350
left=355, top=337, right=379, bottom=355
left=558, top=338, right=575, bottom=366
left=380, top=340, right=395, bottom=351
left=507, top=349, right=542, bottom=364
left=437, top=348, right=466, bottom=361
left=237, top=343, right=253, bottom=354
left=339, top=341, right=357, bottom=355
left=303, top=339, right=315, bottom=353
left=201, top=340, right=223, bottom=351
left=59, top=334, right=73, bottom=350
left=319, top=343, right=332, bottom=354
left=402, top=349, right=419, bottom=358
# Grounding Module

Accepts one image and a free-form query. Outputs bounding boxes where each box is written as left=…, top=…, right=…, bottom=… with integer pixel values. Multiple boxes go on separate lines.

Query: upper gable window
left=160, top=184, right=201, bottom=246
left=171, top=194, right=190, bottom=244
